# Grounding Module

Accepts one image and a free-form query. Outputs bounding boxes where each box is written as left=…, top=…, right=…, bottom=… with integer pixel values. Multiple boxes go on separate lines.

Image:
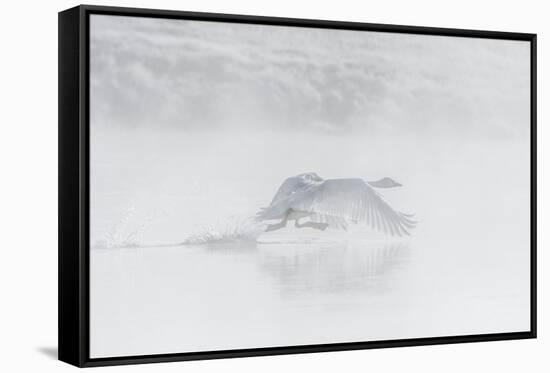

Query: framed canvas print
left=58, top=5, right=537, bottom=367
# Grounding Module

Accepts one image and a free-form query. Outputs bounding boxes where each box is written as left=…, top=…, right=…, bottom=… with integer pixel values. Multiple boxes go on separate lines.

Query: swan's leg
left=265, top=213, right=288, bottom=232
left=295, top=219, right=329, bottom=231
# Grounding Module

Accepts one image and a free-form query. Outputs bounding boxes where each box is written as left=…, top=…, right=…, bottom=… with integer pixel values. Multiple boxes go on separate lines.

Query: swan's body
left=256, top=173, right=416, bottom=236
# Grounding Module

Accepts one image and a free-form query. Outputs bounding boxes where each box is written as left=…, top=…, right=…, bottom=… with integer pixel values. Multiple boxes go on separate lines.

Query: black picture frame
left=59, top=4, right=537, bottom=368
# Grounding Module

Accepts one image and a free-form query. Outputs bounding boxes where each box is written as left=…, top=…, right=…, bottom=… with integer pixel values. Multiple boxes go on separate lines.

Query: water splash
left=92, top=212, right=267, bottom=249
left=92, top=206, right=157, bottom=249
left=181, top=216, right=266, bottom=245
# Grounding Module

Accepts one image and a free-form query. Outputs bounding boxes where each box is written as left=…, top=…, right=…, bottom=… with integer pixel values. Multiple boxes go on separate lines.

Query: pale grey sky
left=90, top=15, right=530, bottom=138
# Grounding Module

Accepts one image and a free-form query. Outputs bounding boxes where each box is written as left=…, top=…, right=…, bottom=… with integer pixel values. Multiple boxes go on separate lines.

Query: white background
left=0, top=0, right=546, bottom=371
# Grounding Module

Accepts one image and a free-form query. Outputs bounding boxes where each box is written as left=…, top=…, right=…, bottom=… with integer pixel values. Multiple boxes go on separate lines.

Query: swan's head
left=368, top=177, right=402, bottom=188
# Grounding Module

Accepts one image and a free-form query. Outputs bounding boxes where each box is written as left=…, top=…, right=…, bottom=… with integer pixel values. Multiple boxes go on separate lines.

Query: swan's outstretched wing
left=294, top=179, right=416, bottom=236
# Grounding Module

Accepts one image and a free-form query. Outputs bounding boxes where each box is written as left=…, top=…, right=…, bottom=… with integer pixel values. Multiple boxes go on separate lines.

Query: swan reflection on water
left=204, top=238, right=411, bottom=296
left=259, top=242, right=410, bottom=295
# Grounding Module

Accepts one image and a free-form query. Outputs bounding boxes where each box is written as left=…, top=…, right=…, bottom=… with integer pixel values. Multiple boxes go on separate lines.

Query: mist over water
left=89, top=127, right=530, bottom=357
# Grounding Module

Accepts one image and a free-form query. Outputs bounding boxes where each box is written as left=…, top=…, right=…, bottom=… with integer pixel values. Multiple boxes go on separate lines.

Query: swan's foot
left=295, top=219, right=329, bottom=231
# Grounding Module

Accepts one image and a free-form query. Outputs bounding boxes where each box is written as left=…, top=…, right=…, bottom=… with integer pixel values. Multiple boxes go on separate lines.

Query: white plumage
left=257, top=172, right=416, bottom=236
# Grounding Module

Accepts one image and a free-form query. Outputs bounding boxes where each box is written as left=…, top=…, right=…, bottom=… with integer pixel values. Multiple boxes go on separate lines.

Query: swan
left=256, top=172, right=416, bottom=236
